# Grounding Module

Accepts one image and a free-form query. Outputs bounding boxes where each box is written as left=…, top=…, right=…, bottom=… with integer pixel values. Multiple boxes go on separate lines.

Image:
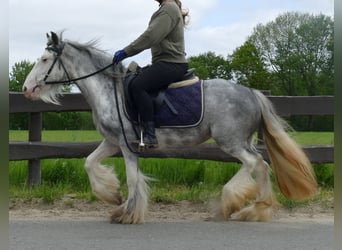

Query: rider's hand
left=113, top=49, right=127, bottom=64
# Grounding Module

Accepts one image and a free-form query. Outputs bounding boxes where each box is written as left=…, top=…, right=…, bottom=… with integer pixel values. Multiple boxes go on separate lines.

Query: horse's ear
left=46, top=31, right=60, bottom=47
left=46, top=32, right=52, bottom=46
left=50, top=31, right=59, bottom=46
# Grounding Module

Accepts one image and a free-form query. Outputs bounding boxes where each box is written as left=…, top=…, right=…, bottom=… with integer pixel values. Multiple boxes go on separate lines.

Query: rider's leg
left=130, top=61, right=188, bottom=147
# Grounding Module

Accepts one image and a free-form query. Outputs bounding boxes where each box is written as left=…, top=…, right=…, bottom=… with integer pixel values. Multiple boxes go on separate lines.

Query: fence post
left=28, top=112, right=42, bottom=186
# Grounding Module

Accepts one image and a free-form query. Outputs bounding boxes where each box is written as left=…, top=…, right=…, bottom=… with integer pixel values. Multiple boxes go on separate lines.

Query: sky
left=9, top=0, right=334, bottom=70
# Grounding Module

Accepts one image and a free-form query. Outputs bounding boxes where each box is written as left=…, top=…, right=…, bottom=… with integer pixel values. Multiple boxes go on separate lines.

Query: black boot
left=143, top=121, right=158, bottom=148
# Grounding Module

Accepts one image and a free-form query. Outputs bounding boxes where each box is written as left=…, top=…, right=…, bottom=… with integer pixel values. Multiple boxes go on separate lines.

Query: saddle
left=123, top=61, right=202, bottom=128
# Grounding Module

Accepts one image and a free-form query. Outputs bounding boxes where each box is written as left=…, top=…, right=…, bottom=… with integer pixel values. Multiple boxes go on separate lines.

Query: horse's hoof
left=110, top=205, right=144, bottom=224
left=230, top=203, right=273, bottom=222
left=110, top=206, right=125, bottom=224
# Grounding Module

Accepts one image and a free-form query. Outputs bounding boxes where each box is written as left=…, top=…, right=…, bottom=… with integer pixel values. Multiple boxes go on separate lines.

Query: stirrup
left=129, top=130, right=145, bottom=152
left=130, top=138, right=158, bottom=151
left=130, top=140, right=146, bottom=152
left=138, top=129, right=146, bottom=152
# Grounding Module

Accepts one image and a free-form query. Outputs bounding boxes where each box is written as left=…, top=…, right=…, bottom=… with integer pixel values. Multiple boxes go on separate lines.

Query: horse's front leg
left=111, top=146, right=150, bottom=224
left=84, top=139, right=122, bottom=205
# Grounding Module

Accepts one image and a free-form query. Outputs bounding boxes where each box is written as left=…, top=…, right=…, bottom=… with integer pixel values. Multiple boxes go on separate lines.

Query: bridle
left=42, top=42, right=74, bottom=85
left=42, top=42, right=113, bottom=86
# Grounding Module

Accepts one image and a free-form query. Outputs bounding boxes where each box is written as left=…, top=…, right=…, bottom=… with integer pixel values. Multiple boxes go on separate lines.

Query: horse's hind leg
left=220, top=149, right=258, bottom=219
left=220, top=147, right=275, bottom=221
left=84, top=140, right=122, bottom=205
left=111, top=146, right=150, bottom=224
left=230, top=156, right=276, bottom=221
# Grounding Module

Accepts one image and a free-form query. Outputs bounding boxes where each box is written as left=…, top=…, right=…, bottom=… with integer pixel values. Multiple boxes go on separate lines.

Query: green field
left=9, top=130, right=334, bottom=206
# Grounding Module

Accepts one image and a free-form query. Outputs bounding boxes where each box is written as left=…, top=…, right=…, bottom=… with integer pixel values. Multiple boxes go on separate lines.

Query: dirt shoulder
left=9, top=196, right=334, bottom=224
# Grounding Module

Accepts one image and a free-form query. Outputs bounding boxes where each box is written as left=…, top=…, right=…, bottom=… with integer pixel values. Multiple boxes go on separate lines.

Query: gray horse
left=22, top=32, right=317, bottom=224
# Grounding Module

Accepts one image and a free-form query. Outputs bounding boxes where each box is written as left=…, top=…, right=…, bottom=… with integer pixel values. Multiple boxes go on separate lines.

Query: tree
left=188, top=52, right=231, bottom=80
left=9, top=60, right=35, bottom=130
left=249, top=12, right=334, bottom=96
left=229, top=40, right=272, bottom=90
left=295, top=14, right=334, bottom=95
left=9, top=60, right=35, bottom=92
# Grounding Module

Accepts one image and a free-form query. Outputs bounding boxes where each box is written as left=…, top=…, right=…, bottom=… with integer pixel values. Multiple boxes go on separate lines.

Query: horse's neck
left=77, top=75, right=112, bottom=107
left=62, top=43, right=125, bottom=120
left=75, top=65, right=125, bottom=119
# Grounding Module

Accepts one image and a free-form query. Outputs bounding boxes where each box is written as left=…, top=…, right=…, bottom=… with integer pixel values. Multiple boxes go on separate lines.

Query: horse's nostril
left=23, top=86, right=27, bottom=92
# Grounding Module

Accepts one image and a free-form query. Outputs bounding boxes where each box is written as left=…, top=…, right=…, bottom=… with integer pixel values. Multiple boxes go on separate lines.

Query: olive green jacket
left=124, top=0, right=187, bottom=64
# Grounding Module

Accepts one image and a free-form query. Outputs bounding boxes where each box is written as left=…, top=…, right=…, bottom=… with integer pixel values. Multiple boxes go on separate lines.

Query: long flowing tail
left=253, top=90, right=318, bottom=199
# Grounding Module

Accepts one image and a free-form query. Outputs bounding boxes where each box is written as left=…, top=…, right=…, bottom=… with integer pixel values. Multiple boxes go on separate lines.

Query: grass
left=9, top=130, right=103, bottom=142
left=9, top=130, right=334, bottom=207
left=290, top=131, right=334, bottom=145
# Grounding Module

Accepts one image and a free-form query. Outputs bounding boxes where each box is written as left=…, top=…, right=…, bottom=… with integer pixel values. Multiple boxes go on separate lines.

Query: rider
left=113, top=0, right=189, bottom=148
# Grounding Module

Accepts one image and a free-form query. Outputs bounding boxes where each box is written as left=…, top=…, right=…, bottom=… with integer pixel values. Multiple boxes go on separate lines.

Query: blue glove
left=113, top=49, right=127, bottom=64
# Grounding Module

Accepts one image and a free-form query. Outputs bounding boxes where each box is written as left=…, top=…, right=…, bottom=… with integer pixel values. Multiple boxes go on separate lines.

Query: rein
left=45, top=63, right=114, bottom=85
left=113, top=74, right=141, bottom=155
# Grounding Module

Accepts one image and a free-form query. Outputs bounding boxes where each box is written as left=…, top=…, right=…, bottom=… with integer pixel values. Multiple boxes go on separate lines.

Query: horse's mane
left=58, top=32, right=124, bottom=79
left=67, top=39, right=108, bottom=63
left=66, top=39, right=116, bottom=76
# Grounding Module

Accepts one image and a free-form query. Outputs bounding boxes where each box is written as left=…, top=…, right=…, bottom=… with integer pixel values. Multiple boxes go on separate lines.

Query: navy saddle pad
left=124, top=80, right=204, bottom=128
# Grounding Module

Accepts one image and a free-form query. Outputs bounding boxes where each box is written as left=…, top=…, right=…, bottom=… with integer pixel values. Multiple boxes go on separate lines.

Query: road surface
left=10, top=220, right=333, bottom=250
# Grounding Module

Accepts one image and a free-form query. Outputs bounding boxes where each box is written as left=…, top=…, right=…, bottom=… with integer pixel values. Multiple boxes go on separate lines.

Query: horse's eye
left=42, top=58, right=48, bottom=63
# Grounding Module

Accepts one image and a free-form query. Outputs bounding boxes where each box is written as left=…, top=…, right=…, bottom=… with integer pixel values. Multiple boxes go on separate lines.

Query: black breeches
left=130, top=61, right=188, bottom=122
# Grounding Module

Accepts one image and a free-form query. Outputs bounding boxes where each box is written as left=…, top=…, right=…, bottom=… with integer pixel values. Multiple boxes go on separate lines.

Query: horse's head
left=22, top=31, right=67, bottom=104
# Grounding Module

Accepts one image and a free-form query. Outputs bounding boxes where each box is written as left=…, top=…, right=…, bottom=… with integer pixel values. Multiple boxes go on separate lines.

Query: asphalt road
left=10, top=220, right=333, bottom=250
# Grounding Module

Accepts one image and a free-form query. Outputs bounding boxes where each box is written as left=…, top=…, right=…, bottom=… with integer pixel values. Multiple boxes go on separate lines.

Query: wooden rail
left=9, top=92, right=334, bottom=186
left=10, top=141, right=333, bottom=164
left=9, top=92, right=334, bottom=116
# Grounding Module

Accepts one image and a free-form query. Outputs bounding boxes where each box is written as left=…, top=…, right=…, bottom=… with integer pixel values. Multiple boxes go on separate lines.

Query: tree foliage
left=9, top=60, right=35, bottom=92
left=249, top=12, right=334, bottom=96
left=188, top=52, right=231, bottom=80
left=229, top=40, right=272, bottom=90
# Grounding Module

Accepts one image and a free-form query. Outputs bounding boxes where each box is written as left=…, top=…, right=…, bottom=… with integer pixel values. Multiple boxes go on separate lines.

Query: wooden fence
left=9, top=92, right=334, bottom=186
